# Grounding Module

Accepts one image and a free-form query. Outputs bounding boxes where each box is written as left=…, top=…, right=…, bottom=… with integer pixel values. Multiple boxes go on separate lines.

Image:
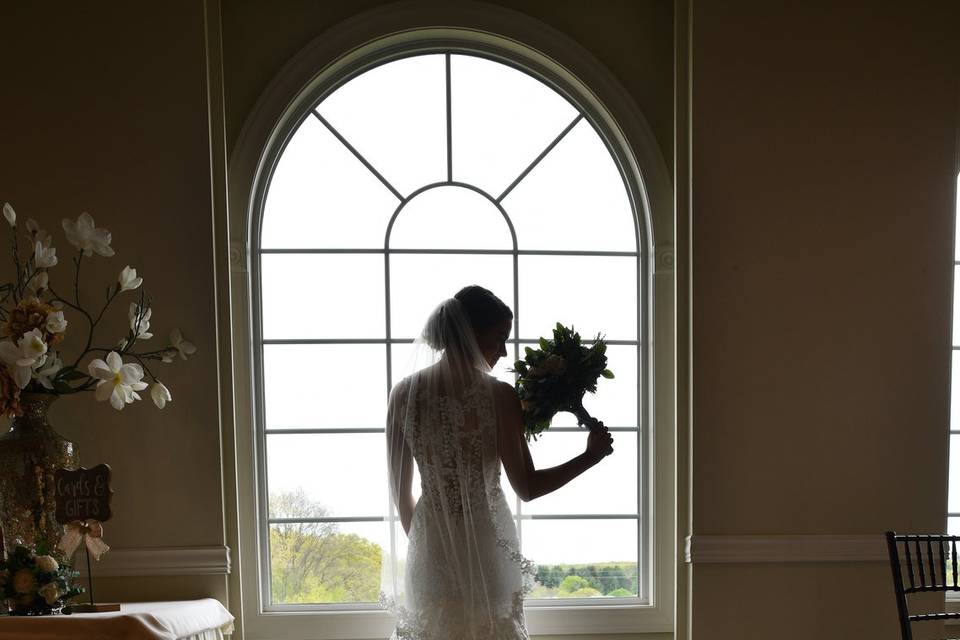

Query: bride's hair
left=422, top=285, right=512, bottom=351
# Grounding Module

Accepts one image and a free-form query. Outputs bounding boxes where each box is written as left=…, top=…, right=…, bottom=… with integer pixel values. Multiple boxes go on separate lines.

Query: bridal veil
left=381, top=296, right=533, bottom=639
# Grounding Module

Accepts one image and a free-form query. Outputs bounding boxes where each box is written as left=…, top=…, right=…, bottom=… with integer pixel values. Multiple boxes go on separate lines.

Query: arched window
left=229, top=19, right=673, bottom=638
left=258, top=50, right=644, bottom=608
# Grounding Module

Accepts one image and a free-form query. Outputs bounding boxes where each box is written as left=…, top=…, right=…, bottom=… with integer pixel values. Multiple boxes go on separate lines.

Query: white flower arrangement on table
left=0, top=202, right=196, bottom=417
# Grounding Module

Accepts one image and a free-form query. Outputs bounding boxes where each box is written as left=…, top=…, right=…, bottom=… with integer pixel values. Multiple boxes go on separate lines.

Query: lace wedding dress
left=383, top=299, right=534, bottom=640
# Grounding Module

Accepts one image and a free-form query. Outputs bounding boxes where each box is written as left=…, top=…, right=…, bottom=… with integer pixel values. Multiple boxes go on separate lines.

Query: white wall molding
left=685, top=535, right=888, bottom=564
left=74, top=545, right=231, bottom=577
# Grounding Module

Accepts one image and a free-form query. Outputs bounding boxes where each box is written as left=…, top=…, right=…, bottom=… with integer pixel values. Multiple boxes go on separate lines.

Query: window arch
left=229, top=18, right=674, bottom=638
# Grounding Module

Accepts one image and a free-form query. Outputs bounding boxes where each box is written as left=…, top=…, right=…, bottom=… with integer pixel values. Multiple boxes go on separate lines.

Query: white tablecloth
left=0, top=598, right=234, bottom=640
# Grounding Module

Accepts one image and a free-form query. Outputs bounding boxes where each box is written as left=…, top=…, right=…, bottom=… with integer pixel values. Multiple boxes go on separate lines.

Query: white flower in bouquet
left=129, top=303, right=153, bottom=340
left=33, top=240, right=57, bottom=268
left=3, top=203, right=16, bottom=227
left=45, top=310, right=67, bottom=334
left=118, top=265, right=142, bottom=292
left=150, top=381, right=172, bottom=409
left=38, top=582, right=59, bottom=605
left=0, top=329, right=49, bottom=388
left=25, top=217, right=39, bottom=236
left=35, top=555, right=58, bottom=574
left=35, top=352, right=63, bottom=390
left=88, top=351, right=149, bottom=410
left=62, top=212, right=114, bottom=257
left=170, top=328, right=196, bottom=360
left=12, top=569, right=36, bottom=594
left=27, top=270, right=49, bottom=295
left=160, top=349, right=177, bottom=363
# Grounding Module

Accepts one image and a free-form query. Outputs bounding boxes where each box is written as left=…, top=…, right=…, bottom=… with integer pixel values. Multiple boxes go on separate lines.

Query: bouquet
left=0, top=203, right=196, bottom=417
left=510, top=323, right=614, bottom=441
left=0, top=544, right=83, bottom=615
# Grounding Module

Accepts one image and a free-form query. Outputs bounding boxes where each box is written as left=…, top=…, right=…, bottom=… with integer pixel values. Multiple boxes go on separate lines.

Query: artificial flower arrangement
left=0, top=202, right=195, bottom=416
left=0, top=543, right=83, bottom=615
left=510, top=323, right=614, bottom=441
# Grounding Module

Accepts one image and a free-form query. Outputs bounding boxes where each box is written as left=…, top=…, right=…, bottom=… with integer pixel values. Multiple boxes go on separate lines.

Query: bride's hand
left=585, top=422, right=613, bottom=463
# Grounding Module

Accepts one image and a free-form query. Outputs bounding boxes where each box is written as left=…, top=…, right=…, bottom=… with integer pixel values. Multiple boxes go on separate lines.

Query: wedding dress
left=383, top=299, right=534, bottom=640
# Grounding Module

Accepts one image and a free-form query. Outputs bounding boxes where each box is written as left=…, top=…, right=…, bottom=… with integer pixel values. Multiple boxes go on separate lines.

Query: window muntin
left=256, top=51, right=646, bottom=609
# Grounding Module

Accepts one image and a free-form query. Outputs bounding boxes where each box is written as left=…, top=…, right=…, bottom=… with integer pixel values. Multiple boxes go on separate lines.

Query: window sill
left=243, top=602, right=672, bottom=639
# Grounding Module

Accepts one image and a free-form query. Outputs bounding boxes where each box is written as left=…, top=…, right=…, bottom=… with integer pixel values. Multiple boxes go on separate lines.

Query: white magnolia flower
left=34, top=240, right=57, bottom=268
left=25, top=218, right=39, bottom=237
left=3, top=203, right=15, bottom=227
left=62, top=212, right=114, bottom=257
left=170, top=328, right=196, bottom=360
left=129, top=303, right=152, bottom=340
left=88, top=351, right=148, bottom=410
left=160, top=349, right=177, bottom=364
left=118, top=265, right=142, bottom=292
left=27, top=271, right=49, bottom=295
left=46, top=310, right=67, bottom=334
left=35, top=555, right=59, bottom=574
left=0, top=329, right=49, bottom=388
left=150, top=381, right=172, bottom=409
left=35, top=352, right=63, bottom=390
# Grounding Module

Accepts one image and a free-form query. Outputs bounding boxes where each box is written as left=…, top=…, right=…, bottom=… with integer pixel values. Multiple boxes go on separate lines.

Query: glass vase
left=0, top=393, right=79, bottom=556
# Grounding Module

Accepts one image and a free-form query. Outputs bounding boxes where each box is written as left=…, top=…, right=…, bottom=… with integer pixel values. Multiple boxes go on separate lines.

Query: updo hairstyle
left=421, top=285, right=513, bottom=351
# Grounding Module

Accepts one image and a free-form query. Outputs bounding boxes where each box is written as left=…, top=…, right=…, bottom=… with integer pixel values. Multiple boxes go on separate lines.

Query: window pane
left=317, top=55, right=446, bottom=197
left=519, top=255, right=637, bottom=340
left=503, top=119, right=637, bottom=252
left=261, top=117, right=398, bottom=249
left=261, top=254, right=384, bottom=339
left=269, top=520, right=387, bottom=604
left=450, top=54, right=577, bottom=198
left=538, top=345, right=638, bottom=428
left=953, top=351, right=960, bottom=430
left=524, top=432, right=637, bottom=516
left=390, top=185, right=513, bottom=250
left=955, top=265, right=960, bottom=345
left=951, top=435, right=960, bottom=514
left=264, top=344, right=387, bottom=429
left=955, top=172, right=960, bottom=260
left=389, top=254, right=513, bottom=339
left=267, top=433, right=387, bottom=518
left=522, top=518, right=638, bottom=599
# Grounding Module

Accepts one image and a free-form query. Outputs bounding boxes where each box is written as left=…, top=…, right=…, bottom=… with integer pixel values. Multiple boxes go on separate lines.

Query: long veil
left=380, top=298, right=534, bottom=639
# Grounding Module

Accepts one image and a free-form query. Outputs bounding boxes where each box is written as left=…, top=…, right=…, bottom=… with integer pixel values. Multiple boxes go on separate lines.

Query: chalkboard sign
left=54, top=464, right=113, bottom=524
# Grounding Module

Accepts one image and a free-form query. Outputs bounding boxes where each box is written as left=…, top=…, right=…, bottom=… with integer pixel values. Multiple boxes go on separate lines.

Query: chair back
left=886, top=531, right=960, bottom=640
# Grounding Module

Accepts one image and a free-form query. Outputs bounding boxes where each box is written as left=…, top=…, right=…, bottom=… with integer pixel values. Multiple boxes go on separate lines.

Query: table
left=0, top=598, right=234, bottom=640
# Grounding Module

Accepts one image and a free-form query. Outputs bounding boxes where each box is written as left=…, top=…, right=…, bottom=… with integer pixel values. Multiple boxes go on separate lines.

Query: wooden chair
left=886, top=531, right=960, bottom=639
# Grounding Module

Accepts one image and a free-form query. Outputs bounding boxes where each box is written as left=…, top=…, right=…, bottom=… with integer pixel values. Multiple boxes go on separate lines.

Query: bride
left=385, top=285, right=614, bottom=639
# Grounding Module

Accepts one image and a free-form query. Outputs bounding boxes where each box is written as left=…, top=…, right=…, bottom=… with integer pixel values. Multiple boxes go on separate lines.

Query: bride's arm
left=387, top=389, right=417, bottom=535
left=495, top=381, right=613, bottom=502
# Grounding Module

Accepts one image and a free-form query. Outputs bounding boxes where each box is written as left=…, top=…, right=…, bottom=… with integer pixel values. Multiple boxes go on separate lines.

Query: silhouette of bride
left=384, top=285, right=613, bottom=639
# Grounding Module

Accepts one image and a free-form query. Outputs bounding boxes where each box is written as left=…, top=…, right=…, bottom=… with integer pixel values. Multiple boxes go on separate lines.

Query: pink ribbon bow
left=57, top=519, right=110, bottom=561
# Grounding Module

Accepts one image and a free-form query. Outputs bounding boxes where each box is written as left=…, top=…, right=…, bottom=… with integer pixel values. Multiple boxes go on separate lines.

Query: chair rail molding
left=685, top=534, right=888, bottom=564
left=73, top=545, right=231, bottom=577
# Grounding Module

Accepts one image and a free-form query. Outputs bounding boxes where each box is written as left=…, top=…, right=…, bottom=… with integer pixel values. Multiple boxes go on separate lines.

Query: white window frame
left=225, top=7, right=675, bottom=639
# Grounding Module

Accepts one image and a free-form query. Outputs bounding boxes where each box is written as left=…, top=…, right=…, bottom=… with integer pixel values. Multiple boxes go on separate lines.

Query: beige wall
left=690, top=2, right=959, bottom=638
left=1, top=1, right=228, bottom=602
left=4, top=1, right=960, bottom=639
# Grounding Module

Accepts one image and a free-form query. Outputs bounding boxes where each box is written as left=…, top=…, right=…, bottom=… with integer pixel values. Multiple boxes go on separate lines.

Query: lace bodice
left=403, top=377, right=501, bottom=516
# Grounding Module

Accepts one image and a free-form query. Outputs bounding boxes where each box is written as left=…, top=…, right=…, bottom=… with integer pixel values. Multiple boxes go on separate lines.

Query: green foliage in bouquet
left=0, top=543, right=83, bottom=615
left=510, top=323, right=614, bottom=441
